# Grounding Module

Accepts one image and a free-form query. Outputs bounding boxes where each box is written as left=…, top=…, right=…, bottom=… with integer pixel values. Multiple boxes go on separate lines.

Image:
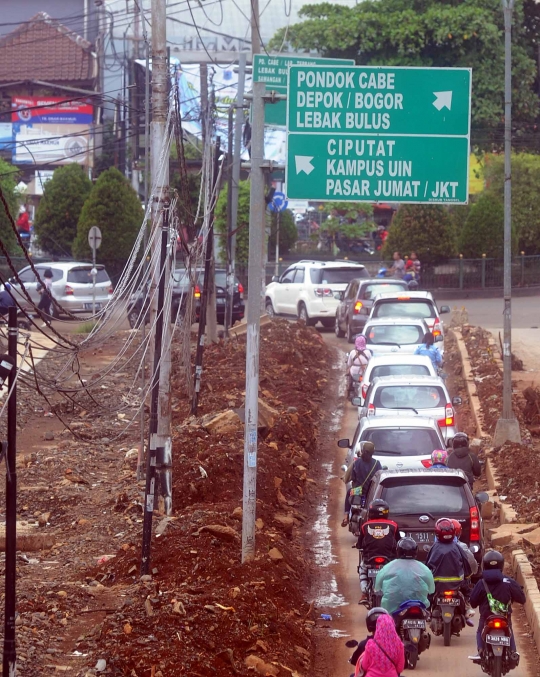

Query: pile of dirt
left=83, top=320, right=333, bottom=676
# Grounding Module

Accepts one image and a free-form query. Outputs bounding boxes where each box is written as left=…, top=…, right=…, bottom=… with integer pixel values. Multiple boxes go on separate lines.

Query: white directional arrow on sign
left=433, top=91, right=453, bottom=111
left=295, top=155, right=315, bottom=175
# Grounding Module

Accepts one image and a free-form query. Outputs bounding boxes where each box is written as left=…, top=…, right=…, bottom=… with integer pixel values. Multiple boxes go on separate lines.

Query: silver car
left=338, top=416, right=448, bottom=473
left=356, top=374, right=461, bottom=440
left=362, top=317, right=441, bottom=358
left=8, top=262, right=113, bottom=318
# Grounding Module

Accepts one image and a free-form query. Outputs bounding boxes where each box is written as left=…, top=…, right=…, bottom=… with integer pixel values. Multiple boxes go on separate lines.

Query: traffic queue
left=335, top=276, right=524, bottom=677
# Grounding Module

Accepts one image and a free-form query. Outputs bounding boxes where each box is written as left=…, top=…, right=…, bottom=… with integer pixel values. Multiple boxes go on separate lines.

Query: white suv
left=265, top=260, right=368, bottom=327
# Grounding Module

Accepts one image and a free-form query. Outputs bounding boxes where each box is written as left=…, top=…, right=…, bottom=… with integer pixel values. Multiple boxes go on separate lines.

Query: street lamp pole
left=494, top=0, right=521, bottom=445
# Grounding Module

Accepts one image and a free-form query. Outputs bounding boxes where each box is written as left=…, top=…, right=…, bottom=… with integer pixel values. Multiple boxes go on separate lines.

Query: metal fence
left=235, top=255, right=540, bottom=292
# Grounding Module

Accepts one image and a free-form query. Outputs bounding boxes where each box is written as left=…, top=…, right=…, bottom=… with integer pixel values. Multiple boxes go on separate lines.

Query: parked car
left=127, top=268, right=244, bottom=329
left=265, top=260, right=369, bottom=327
left=362, top=317, right=437, bottom=358
left=338, top=415, right=448, bottom=472
left=9, top=262, right=113, bottom=319
left=369, top=291, right=450, bottom=344
left=360, top=468, right=488, bottom=568
left=356, top=374, right=461, bottom=440
left=357, top=354, right=437, bottom=405
left=335, top=278, right=409, bottom=342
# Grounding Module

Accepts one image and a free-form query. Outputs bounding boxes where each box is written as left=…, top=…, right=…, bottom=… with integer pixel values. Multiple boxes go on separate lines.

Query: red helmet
left=435, top=518, right=456, bottom=542
left=450, top=519, right=462, bottom=538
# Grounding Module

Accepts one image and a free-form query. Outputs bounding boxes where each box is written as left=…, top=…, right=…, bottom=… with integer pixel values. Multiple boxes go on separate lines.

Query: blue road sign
left=268, top=191, right=288, bottom=212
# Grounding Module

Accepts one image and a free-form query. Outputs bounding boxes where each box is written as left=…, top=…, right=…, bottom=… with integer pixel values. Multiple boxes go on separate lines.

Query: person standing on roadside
left=447, top=432, right=481, bottom=487
left=410, top=251, right=421, bottom=279
left=37, top=268, right=54, bottom=327
left=389, top=252, right=405, bottom=279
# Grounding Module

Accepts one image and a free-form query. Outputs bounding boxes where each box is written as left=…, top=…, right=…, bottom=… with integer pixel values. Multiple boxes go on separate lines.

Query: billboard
left=12, top=124, right=91, bottom=165
left=11, top=97, right=93, bottom=125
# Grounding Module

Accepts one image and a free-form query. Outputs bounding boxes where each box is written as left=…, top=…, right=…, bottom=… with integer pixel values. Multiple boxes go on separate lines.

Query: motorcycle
left=430, top=586, right=466, bottom=646
left=360, top=554, right=391, bottom=609
left=471, top=614, right=519, bottom=677
left=393, top=600, right=431, bottom=669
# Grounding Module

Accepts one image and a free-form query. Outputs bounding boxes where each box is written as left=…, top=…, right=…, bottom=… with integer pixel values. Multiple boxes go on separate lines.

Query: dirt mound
left=84, top=320, right=333, bottom=676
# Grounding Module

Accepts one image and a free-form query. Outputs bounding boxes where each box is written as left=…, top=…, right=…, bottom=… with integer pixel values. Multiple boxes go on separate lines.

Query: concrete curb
left=454, top=328, right=540, bottom=655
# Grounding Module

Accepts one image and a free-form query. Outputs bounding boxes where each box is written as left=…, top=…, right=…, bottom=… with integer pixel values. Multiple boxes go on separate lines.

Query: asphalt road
left=318, top=329, right=533, bottom=677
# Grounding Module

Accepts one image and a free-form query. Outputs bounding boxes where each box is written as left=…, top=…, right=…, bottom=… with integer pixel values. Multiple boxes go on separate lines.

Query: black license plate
left=368, top=569, right=379, bottom=577
left=437, top=597, right=460, bottom=606
left=216, top=298, right=225, bottom=305
left=413, top=532, right=435, bottom=543
left=486, top=635, right=510, bottom=646
left=402, top=620, right=425, bottom=629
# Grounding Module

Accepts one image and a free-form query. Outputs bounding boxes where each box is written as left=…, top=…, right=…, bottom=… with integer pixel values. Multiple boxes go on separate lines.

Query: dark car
left=335, top=278, right=409, bottom=343
left=127, top=268, right=244, bottom=329
left=361, top=468, right=488, bottom=573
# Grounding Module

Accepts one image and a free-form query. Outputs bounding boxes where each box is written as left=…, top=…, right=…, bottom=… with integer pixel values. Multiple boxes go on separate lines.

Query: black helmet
left=366, top=607, right=389, bottom=633
left=368, top=499, right=390, bottom=520
left=483, top=550, right=504, bottom=571
left=453, top=432, right=469, bottom=449
left=397, top=537, right=418, bottom=559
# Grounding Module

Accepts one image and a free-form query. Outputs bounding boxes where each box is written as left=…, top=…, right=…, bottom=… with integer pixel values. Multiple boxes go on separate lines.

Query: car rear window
left=361, top=428, right=442, bottom=456
left=310, top=267, right=368, bottom=284
left=365, top=324, right=424, bottom=346
left=373, top=300, right=436, bottom=319
left=374, top=385, right=446, bottom=409
left=67, top=267, right=110, bottom=284
left=363, top=283, right=407, bottom=300
left=370, top=364, right=431, bottom=379
left=381, top=478, right=467, bottom=515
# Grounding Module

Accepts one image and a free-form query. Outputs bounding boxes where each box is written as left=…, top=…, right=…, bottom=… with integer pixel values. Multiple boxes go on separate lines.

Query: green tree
left=483, top=153, right=540, bottom=253
left=73, top=167, right=143, bottom=279
left=34, top=165, right=92, bottom=257
left=383, top=205, right=457, bottom=263
left=458, top=193, right=507, bottom=258
left=270, top=0, right=538, bottom=150
left=0, top=158, right=19, bottom=254
left=318, top=202, right=374, bottom=253
left=268, top=209, right=298, bottom=259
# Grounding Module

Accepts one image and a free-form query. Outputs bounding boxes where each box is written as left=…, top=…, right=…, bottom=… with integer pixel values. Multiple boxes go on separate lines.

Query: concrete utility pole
left=494, top=0, right=521, bottom=446
left=242, top=0, right=266, bottom=562
left=149, top=0, right=173, bottom=513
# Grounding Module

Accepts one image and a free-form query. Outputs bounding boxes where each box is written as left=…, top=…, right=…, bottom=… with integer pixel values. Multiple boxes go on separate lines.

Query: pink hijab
left=355, top=335, right=367, bottom=351
left=363, top=614, right=404, bottom=673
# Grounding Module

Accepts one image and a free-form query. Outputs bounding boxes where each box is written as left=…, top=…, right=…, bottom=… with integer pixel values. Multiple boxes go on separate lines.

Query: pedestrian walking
left=37, top=268, right=54, bottom=327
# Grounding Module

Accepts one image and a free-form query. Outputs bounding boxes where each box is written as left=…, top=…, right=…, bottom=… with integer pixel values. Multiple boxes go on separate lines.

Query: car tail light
left=374, top=557, right=386, bottom=564
left=65, top=285, right=74, bottom=296
left=353, top=301, right=363, bottom=314
left=238, top=282, right=244, bottom=299
left=314, top=288, right=333, bottom=297
left=470, top=505, right=480, bottom=541
left=487, top=618, right=508, bottom=629
left=433, top=321, right=442, bottom=337
left=397, top=296, right=410, bottom=300
left=361, top=382, right=369, bottom=398
left=421, top=459, right=432, bottom=468
left=367, top=403, right=375, bottom=416
left=108, top=285, right=113, bottom=294
left=194, top=285, right=201, bottom=299
left=438, top=405, right=454, bottom=427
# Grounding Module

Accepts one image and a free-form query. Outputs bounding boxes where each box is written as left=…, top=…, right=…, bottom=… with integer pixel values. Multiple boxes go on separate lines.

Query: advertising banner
left=12, top=124, right=91, bottom=166
left=11, top=97, right=93, bottom=125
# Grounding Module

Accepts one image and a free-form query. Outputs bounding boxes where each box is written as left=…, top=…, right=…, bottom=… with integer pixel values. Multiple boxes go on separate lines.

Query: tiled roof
left=0, top=12, right=96, bottom=83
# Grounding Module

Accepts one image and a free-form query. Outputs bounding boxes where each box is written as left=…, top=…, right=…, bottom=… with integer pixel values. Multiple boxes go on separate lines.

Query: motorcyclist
left=347, top=335, right=372, bottom=399
left=451, top=518, right=477, bottom=626
left=469, top=550, right=525, bottom=661
left=349, top=607, right=391, bottom=667
left=356, top=499, right=399, bottom=602
left=375, top=537, right=435, bottom=614
left=425, top=518, right=471, bottom=593
left=414, top=332, right=442, bottom=369
left=447, top=432, right=482, bottom=487
left=342, top=441, right=381, bottom=527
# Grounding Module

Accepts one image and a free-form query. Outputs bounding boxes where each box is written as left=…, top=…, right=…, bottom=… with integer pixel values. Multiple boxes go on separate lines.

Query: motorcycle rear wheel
left=443, top=622, right=452, bottom=646
left=407, top=649, right=418, bottom=670
left=491, top=655, right=502, bottom=677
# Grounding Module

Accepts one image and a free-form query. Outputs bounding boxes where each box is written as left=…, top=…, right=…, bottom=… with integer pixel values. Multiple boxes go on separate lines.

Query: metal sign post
left=285, top=65, right=471, bottom=204
left=268, top=192, right=288, bottom=277
left=87, top=226, right=102, bottom=316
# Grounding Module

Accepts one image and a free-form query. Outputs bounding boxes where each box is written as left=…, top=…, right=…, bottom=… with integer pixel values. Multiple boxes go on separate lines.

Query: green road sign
left=286, top=65, right=471, bottom=204
left=253, top=54, right=354, bottom=127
